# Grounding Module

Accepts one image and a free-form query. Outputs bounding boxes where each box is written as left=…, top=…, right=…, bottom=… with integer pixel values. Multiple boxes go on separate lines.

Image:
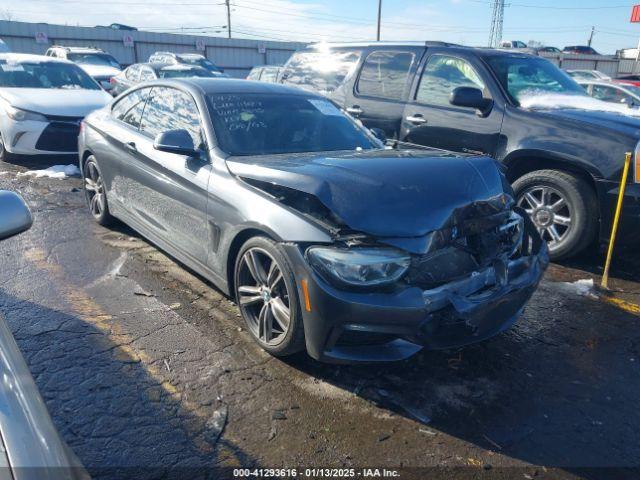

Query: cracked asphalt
left=0, top=158, right=639, bottom=480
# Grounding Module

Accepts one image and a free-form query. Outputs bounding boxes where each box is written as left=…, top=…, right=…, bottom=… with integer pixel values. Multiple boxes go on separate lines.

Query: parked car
left=499, top=40, right=537, bottom=55
left=45, top=46, right=122, bottom=92
left=246, top=65, right=283, bottom=83
left=0, top=190, right=89, bottom=480
left=566, top=69, right=612, bottom=81
left=100, top=23, right=137, bottom=31
left=148, top=52, right=226, bottom=76
left=110, top=63, right=218, bottom=96
left=536, top=46, right=562, bottom=54
left=579, top=80, right=640, bottom=108
left=78, top=78, right=547, bottom=363
left=615, top=74, right=640, bottom=87
left=562, top=45, right=600, bottom=55
left=500, top=40, right=528, bottom=49
left=0, top=53, right=112, bottom=160
left=280, top=42, right=640, bottom=260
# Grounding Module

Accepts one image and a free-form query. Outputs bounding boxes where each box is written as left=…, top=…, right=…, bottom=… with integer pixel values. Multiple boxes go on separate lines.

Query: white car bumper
left=0, top=115, right=81, bottom=156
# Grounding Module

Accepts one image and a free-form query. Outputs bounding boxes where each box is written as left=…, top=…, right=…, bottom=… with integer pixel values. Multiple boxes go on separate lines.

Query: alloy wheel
left=84, top=161, right=106, bottom=219
left=517, top=185, right=572, bottom=249
left=237, top=247, right=291, bottom=346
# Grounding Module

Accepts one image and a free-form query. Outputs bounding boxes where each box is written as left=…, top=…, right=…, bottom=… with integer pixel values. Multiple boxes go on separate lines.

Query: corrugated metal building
left=0, top=20, right=306, bottom=78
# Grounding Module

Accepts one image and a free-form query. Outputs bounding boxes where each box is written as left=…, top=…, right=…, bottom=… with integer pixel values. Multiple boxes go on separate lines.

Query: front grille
left=35, top=121, right=80, bottom=152
left=405, top=211, right=524, bottom=290
left=44, top=114, right=83, bottom=123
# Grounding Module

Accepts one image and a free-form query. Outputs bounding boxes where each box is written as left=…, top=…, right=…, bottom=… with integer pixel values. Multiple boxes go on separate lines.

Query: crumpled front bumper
left=285, top=215, right=549, bottom=364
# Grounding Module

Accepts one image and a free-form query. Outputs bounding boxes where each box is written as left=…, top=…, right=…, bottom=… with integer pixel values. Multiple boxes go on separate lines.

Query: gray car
left=78, top=79, right=547, bottom=363
left=0, top=191, right=88, bottom=480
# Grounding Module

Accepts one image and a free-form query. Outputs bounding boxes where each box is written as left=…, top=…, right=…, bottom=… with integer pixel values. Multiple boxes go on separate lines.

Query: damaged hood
left=226, top=149, right=508, bottom=239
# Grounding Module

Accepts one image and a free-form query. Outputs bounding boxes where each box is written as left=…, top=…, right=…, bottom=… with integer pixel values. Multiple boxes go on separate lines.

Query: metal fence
left=0, top=20, right=306, bottom=78
left=539, top=52, right=621, bottom=77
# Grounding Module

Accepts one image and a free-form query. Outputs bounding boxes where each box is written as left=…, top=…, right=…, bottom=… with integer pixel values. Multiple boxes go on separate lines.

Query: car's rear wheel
left=83, top=156, right=114, bottom=226
left=234, top=236, right=305, bottom=356
left=514, top=169, right=598, bottom=260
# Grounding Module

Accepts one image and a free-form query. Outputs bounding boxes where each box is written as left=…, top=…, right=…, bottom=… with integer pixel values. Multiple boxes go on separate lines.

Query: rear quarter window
left=281, top=49, right=361, bottom=95
left=356, top=50, right=414, bottom=100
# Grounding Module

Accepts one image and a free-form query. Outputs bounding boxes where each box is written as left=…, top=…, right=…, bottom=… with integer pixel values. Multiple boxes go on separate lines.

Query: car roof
left=0, top=53, right=72, bottom=64
left=139, top=62, right=205, bottom=72
left=51, top=46, right=104, bottom=53
left=162, top=78, right=320, bottom=96
left=302, top=41, right=539, bottom=59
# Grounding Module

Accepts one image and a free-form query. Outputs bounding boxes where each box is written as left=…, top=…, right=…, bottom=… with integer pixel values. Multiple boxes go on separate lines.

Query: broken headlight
left=306, top=247, right=410, bottom=288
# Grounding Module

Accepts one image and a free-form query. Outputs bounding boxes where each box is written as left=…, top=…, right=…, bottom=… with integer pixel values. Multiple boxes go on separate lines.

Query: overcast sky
left=4, top=0, right=640, bottom=53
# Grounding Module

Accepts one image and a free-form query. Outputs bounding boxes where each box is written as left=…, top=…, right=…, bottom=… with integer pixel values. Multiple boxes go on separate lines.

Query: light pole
left=226, top=0, right=232, bottom=39
left=376, top=0, right=382, bottom=41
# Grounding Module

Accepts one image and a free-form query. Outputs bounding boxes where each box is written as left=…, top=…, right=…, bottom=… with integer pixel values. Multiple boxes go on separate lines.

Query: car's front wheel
left=83, top=156, right=114, bottom=226
left=234, top=236, right=305, bottom=356
left=514, top=169, right=598, bottom=260
left=0, top=133, right=14, bottom=162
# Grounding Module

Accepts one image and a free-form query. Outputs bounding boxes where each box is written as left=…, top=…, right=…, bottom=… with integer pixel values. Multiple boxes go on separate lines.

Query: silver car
left=0, top=191, right=88, bottom=480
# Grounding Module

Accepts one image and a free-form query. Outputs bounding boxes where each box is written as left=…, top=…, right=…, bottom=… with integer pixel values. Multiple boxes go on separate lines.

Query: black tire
left=0, top=133, right=14, bottom=162
left=234, top=236, right=305, bottom=357
left=513, top=169, right=598, bottom=260
left=82, top=156, right=114, bottom=226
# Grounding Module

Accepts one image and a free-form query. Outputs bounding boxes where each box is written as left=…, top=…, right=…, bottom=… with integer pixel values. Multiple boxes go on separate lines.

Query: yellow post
left=601, top=152, right=633, bottom=290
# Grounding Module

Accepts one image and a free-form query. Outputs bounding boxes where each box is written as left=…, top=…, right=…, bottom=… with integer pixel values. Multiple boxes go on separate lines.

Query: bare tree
left=0, top=9, right=15, bottom=21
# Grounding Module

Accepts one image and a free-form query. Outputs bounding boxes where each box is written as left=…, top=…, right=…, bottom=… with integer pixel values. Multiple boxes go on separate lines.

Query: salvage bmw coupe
left=78, top=79, right=548, bottom=363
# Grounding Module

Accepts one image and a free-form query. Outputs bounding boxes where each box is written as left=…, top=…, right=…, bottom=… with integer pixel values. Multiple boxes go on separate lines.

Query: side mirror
left=153, top=129, right=198, bottom=156
left=450, top=87, right=493, bottom=115
left=0, top=191, right=33, bottom=241
left=369, top=127, right=387, bottom=144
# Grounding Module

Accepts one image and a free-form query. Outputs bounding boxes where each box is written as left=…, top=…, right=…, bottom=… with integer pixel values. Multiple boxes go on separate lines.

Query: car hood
left=77, top=64, right=122, bottom=78
left=538, top=107, right=640, bottom=134
left=0, top=88, right=112, bottom=117
left=226, top=149, right=508, bottom=240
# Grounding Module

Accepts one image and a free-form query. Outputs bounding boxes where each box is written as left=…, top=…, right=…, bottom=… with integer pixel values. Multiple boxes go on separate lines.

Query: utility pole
left=226, top=0, right=231, bottom=39
left=587, top=26, right=595, bottom=47
left=488, top=0, right=505, bottom=48
left=376, top=0, right=382, bottom=41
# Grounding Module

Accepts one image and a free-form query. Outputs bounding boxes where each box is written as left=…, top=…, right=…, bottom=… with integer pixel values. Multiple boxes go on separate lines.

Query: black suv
left=280, top=42, right=640, bottom=259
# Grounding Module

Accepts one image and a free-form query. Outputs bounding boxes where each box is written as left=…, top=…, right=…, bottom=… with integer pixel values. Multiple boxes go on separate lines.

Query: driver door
left=400, top=52, right=504, bottom=156
left=129, top=86, right=212, bottom=265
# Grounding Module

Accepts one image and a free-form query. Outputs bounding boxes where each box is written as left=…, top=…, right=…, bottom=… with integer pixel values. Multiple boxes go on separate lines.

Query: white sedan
left=0, top=53, right=112, bottom=160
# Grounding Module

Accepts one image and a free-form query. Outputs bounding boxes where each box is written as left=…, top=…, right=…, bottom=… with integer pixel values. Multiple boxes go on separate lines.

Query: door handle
left=346, top=105, right=363, bottom=116
left=405, top=114, right=427, bottom=125
left=124, top=142, right=137, bottom=154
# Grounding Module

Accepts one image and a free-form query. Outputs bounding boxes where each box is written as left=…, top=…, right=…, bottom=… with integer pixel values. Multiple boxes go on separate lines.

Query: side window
left=125, top=65, right=141, bottom=81
left=139, top=66, right=155, bottom=81
left=416, top=55, right=486, bottom=107
left=281, top=49, right=361, bottom=94
left=140, top=87, right=202, bottom=148
left=261, top=67, right=278, bottom=83
left=111, top=87, right=151, bottom=129
left=247, top=68, right=262, bottom=80
left=592, top=85, right=629, bottom=104
left=356, top=50, right=414, bottom=100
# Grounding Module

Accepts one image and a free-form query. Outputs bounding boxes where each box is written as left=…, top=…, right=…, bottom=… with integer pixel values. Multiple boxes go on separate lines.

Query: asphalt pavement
left=0, top=157, right=639, bottom=480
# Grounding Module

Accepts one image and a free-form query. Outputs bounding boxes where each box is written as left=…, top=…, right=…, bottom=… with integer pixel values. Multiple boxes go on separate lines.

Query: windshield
left=485, top=55, right=586, bottom=104
left=67, top=52, right=120, bottom=69
left=0, top=60, right=100, bottom=89
left=208, top=93, right=378, bottom=156
left=159, top=68, right=214, bottom=79
left=179, top=56, right=223, bottom=73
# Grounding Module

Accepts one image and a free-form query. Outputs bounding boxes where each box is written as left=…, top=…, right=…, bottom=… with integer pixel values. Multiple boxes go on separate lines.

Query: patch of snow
left=554, top=278, right=597, bottom=298
left=17, top=164, right=80, bottom=179
left=519, top=92, right=640, bottom=117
